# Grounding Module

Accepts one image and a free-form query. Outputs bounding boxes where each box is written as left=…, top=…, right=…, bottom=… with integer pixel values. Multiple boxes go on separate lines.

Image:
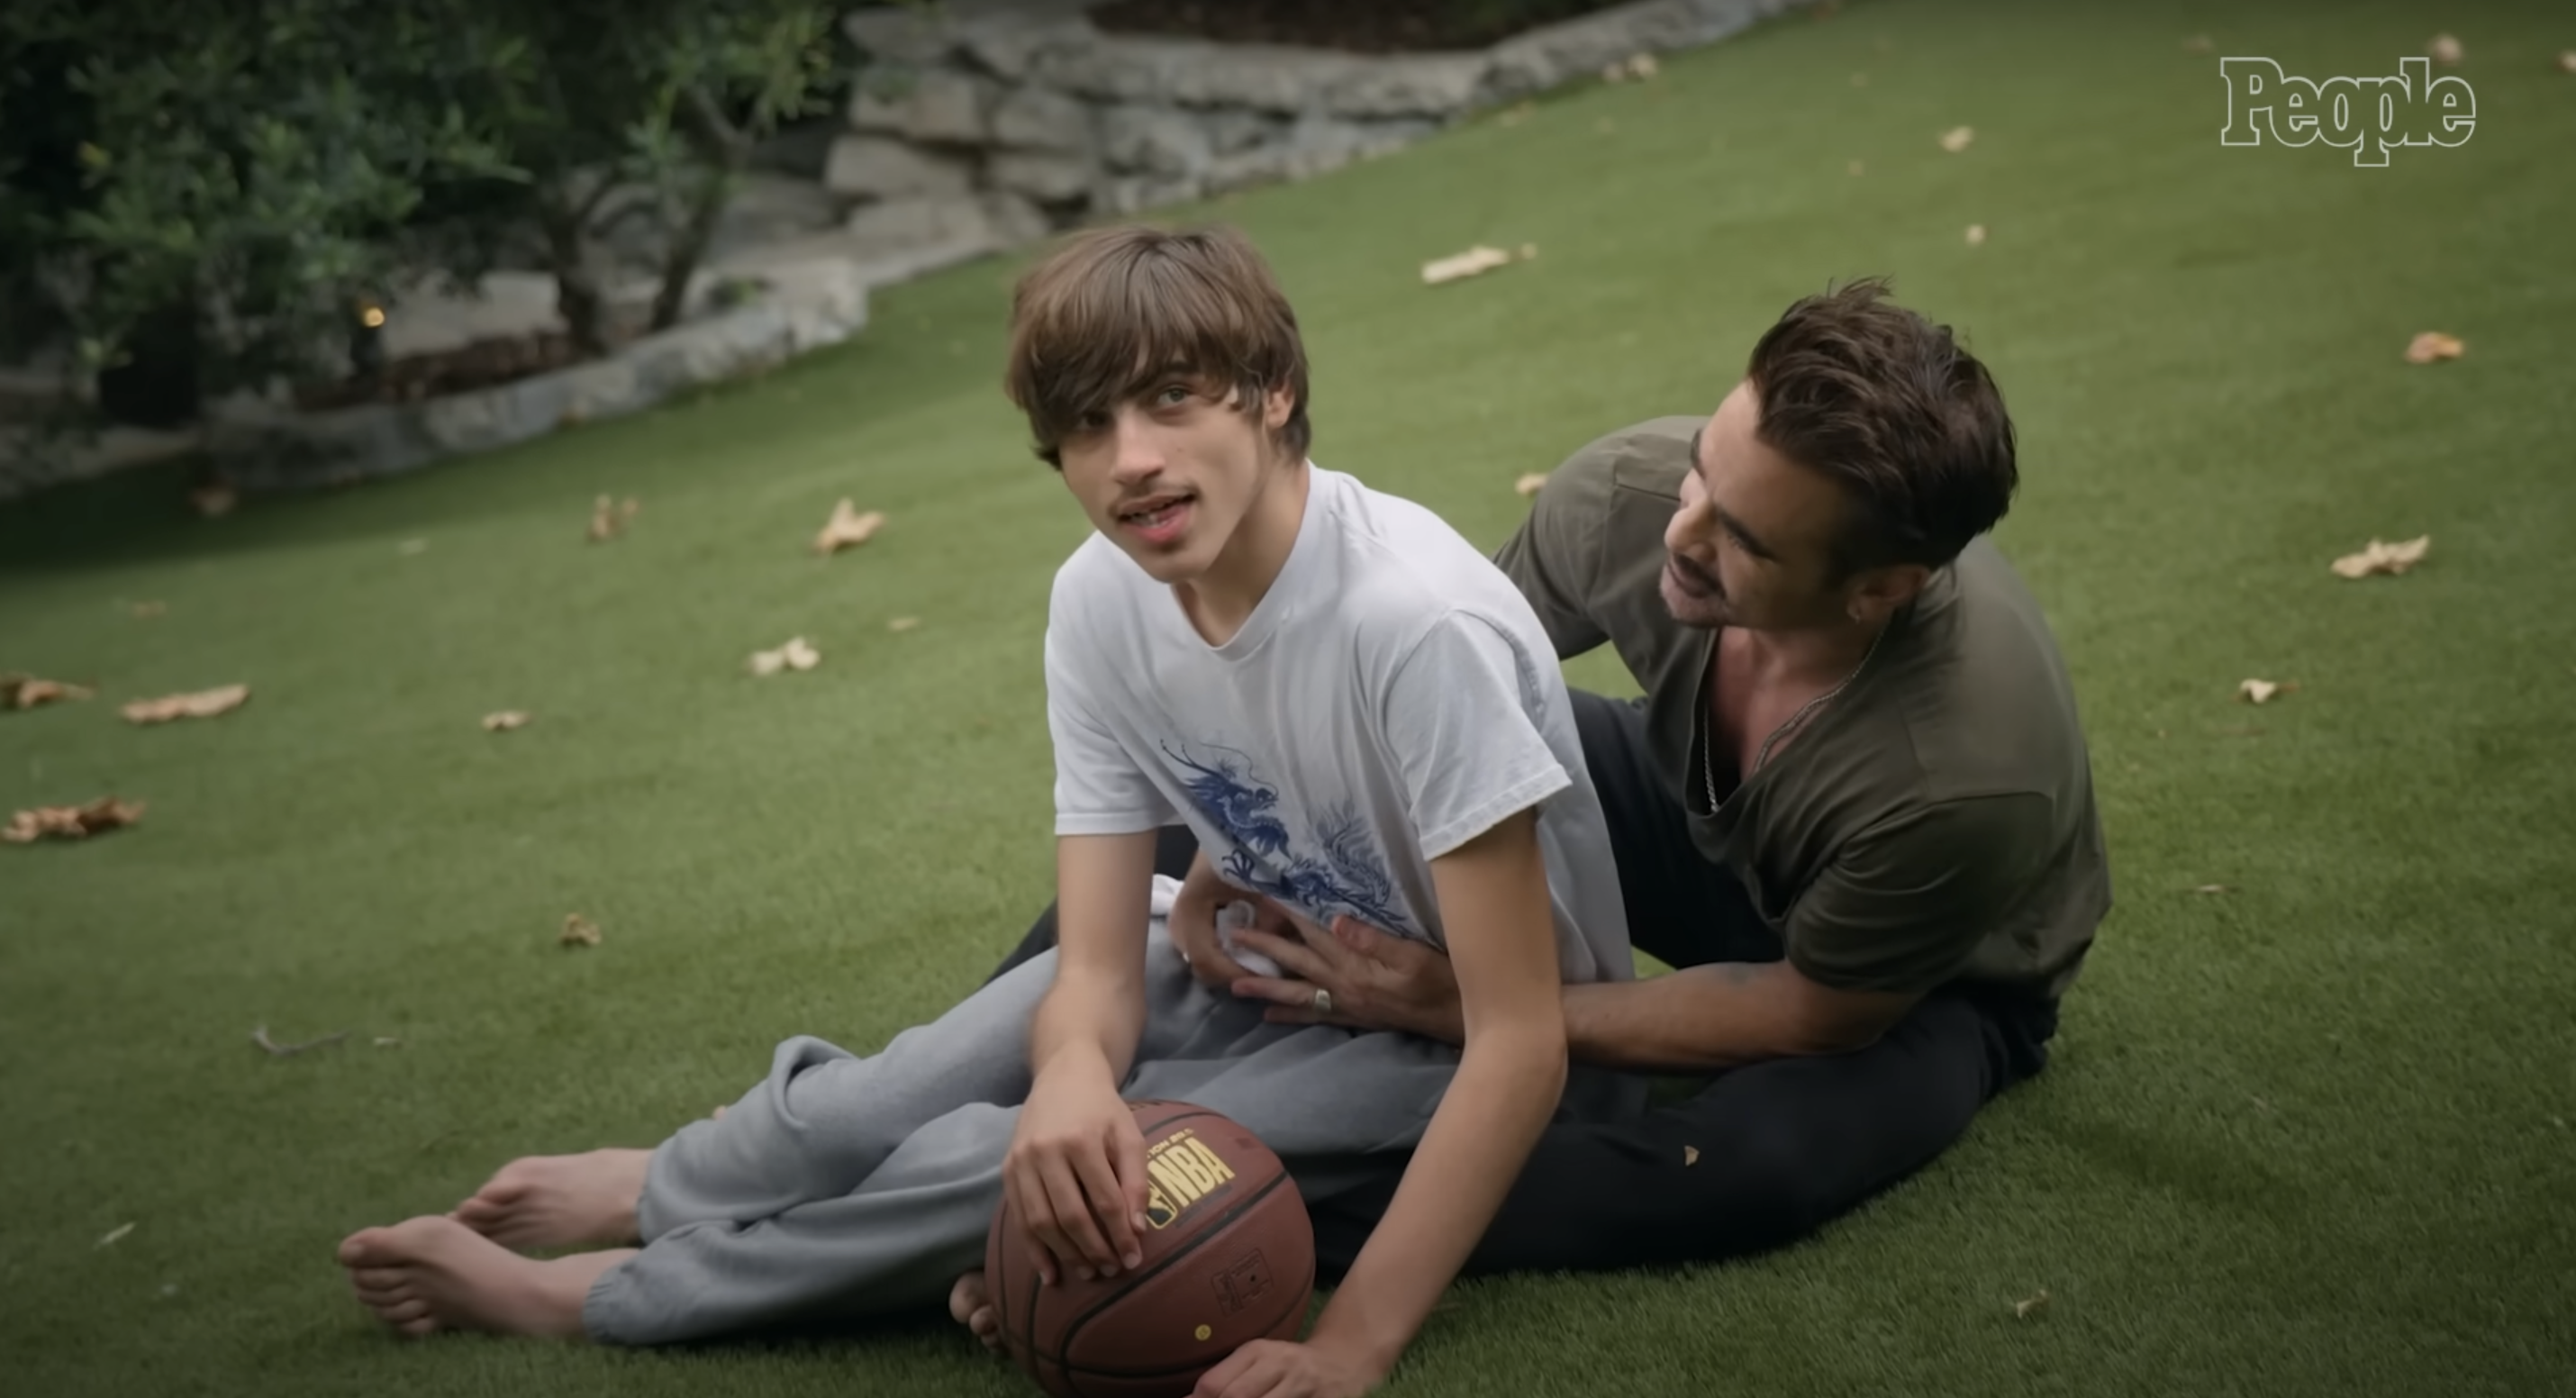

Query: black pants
left=984, top=690, right=2058, bottom=1278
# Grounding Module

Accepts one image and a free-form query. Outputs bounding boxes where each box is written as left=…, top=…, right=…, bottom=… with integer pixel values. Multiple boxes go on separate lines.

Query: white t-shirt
left=1047, top=465, right=1632, bottom=985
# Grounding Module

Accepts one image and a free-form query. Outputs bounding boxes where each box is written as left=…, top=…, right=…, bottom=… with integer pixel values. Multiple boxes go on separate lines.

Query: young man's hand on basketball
left=1191, top=1337, right=1383, bottom=1398
left=1004, top=1056, right=1150, bottom=1285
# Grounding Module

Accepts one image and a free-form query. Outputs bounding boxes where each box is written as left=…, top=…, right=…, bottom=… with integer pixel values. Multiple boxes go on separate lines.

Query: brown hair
left=1744, top=277, right=2018, bottom=574
left=1004, top=224, right=1312, bottom=468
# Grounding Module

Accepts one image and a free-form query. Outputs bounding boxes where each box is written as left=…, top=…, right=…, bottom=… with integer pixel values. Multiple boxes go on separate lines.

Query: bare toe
left=339, top=1227, right=400, bottom=1268
left=340, top=1215, right=603, bottom=1339
left=948, top=1271, right=985, bottom=1325
left=451, top=1150, right=648, bottom=1251
left=950, top=1272, right=1004, bottom=1352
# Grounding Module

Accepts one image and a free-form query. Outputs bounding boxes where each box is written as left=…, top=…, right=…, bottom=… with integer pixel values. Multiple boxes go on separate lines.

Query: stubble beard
left=1661, top=557, right=1732, bottom=631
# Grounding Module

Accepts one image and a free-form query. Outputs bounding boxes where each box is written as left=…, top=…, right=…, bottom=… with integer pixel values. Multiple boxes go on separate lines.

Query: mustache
left=1670, top=552, right=1723, bottom=597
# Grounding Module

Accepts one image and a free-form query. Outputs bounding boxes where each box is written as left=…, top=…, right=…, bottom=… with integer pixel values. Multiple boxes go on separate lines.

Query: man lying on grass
left=336, top=223, right=1642, bottom=1398
left=986, top=276, right=2112, bottom=1281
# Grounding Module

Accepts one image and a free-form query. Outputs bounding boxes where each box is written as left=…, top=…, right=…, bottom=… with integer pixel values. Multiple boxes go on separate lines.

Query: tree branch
left=681, top=82, right=751, bottom=167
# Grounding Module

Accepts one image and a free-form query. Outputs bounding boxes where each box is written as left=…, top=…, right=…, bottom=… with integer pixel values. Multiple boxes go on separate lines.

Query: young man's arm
left=1299, top=808, right=1568, bottom=1382
left=1009, top=830, right=1161, bottom=1285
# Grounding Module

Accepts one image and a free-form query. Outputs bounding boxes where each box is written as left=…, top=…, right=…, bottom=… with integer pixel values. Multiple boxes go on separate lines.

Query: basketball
left=985, top=1100, right=1315, bottom=1398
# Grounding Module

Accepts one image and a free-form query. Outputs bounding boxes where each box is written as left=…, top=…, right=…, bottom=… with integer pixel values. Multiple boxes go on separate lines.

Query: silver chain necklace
left=1702, top=622, right=1889, bottom=811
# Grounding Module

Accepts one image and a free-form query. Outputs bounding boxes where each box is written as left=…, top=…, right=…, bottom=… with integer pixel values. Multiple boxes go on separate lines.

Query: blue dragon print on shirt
left=1164, top=742, right=1291, bottom=856
left=1161, top=742, right=1417, bottom=939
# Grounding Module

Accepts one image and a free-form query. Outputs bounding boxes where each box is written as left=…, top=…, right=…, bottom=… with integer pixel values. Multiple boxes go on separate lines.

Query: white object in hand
left=1216, top=901, right=1284, bottom=977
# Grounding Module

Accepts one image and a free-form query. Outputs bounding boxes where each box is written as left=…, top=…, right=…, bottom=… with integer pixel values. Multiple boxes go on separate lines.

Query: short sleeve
left=1784, top=794, right=2055, bottom=994
left=1045, top=622, right=1176, bottom=836
left=1379, top=613, right=1573, bottom=860
left=1490, top=451, right=1614, bottom=661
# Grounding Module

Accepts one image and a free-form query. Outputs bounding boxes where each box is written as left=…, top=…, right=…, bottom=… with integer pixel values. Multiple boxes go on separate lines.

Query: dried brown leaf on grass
left=1421, top=245, right=1535, bottom=286
left=121, top=684, right=249, bottom=724
left=3, top=674, right=95, bottom=709
left=190, top=483, right=239, bottom=518
left=2427, top=33, right=2463, bottom=67
left=2236, top=678, right=2299, bottom=705
left=1514, top=473, right=1551, bottom=497
left=1602, top=52, right=1657, bottom=82
left=888, top=617, right=922, bottom=633
left=2403, top=331, right=2464, bottom=364
left=748, top=637, right=821, bottom=676
left=2330, top=535, right=2430, bottom=579
left=482, top=711, right=531, bottom=731
left=2014, top=1289, right=2051, bottom=1319
left=2183, top=34, right=2214, bottom=54
left=561, top=914, right=603, bottom=948
left=252, top=1025, right=350, bottom=1057
left=1939, top=125, right=1975, bottom=152
left=130, top=600, right=167, bottom=619
left=1964, top=223, right=1988, bottom=247
left=587, top=495, right=640, bottom=542
left=814, top=499, right=887, bottom=555
left=5, top=795, right=146, bottom=843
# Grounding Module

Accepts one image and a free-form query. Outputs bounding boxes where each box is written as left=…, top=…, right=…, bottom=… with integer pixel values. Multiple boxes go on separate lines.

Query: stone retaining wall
left=195, top=260, right=870, bottom=492
left=834, top=0, right=1809, bottom=230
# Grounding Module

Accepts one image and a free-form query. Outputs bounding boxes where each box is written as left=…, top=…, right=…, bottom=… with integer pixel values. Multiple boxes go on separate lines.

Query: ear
left=1261, top=381, right=1296, bottom=432
left=1843, top=562, right=1930, bottom=624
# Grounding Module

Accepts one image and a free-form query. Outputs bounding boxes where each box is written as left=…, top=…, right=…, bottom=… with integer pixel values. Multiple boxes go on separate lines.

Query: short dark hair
left=1744, top=277, right=2018, bottom=574
left=1003, top=223, right=1312, bottom=468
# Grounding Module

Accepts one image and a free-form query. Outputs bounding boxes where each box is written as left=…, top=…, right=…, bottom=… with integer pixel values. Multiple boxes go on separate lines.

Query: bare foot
left=338, top=1215, right=630, bottom=1338
left=950, top=1270, right=1004, bottom=1353
left=451, top=1148, right=650, bottom=1251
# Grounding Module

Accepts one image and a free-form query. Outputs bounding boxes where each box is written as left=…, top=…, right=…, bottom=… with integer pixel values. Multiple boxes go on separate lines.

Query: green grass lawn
left=5, top=0, right=2572, bottom=1393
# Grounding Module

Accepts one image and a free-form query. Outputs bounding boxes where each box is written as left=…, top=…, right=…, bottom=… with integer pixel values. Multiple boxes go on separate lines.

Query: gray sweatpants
left=584, top=926, right=1635, bottom=1345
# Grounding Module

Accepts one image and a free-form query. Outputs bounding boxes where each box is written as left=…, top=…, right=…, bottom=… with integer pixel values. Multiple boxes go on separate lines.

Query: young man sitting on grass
left=335, top=223, right=1642, bottom=1398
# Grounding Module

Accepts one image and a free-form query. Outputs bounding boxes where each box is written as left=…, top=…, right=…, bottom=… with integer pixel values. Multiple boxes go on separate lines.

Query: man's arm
left=1236, top=796, right=2051, bottom=1071
left=1491, top=418, right=1706, bottom=661
left=1301, top=809, right=1567, bottom=1382
left=1557, top=960, right=1917, bottom=1071
left=1238, top=925, right=1913, bottom=1072
left=1491, top=449, right=1614, bottom=660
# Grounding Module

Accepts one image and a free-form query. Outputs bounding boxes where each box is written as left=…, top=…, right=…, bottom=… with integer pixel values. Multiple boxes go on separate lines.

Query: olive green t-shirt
left=1493, top=417, right=2109, bottom=1000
